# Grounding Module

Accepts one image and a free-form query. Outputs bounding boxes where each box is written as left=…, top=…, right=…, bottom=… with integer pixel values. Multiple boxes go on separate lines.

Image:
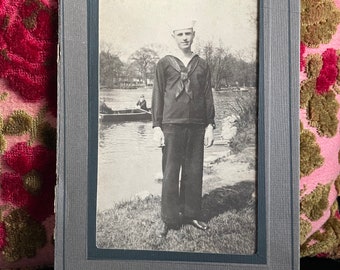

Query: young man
left=152, top=19, right=215, bottom=237
left=136, top=94, right=148, bottom=111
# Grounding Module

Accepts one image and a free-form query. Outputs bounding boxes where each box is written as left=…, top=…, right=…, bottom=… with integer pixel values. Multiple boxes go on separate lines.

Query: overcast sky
left=99, top=0, right=258, bottom=62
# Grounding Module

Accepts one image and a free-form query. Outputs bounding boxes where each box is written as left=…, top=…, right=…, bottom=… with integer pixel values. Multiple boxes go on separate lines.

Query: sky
left=99, top=0, right=258, bottom=62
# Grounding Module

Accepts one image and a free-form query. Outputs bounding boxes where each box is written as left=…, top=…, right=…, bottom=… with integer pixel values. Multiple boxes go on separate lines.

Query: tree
left=199, top=42, right=229, bottom=90
left=212, top=46, right=228, bottom=90
left=99, top=51, right=123, bottom=88
left=220, top=53, right=237, bottom=87
left=201, top=42, right=214, bottom=69
left=129, top=47, right=159, bottom=86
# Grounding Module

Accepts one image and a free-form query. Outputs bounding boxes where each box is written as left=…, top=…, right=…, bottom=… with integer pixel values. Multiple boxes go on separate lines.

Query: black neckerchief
left=165, top=55, right=199, bottom=100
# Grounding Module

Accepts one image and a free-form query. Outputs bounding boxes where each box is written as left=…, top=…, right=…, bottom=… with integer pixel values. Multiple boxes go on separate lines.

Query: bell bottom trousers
left=161, top=124, right=205, bottom=226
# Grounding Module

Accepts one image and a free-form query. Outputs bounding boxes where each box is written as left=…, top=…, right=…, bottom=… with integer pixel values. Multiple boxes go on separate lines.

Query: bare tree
left=201, top=42, right=214, bottom=69
left=212, top=44, right=228, bottom=90
left=100, top=41, right=114, bottom=54
left=198, top=42, right=229, bottom=90
left=129, top=47, right=159, bottom=86
left=99, top=50, right=123, bottom=88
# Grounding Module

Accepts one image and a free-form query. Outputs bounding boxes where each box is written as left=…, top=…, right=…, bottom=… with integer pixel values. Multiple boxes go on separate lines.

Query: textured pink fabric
left=0, top=0, right=339, bottom=267
left=299, top=0, right=340, bottom=250
left=0, top=88, right=55, bottom=269
left=0, top=0, right=56, bottom=267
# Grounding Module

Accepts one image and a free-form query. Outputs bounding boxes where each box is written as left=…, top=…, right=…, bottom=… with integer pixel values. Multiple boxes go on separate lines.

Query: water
left=97, top=88, right=249, bottom=211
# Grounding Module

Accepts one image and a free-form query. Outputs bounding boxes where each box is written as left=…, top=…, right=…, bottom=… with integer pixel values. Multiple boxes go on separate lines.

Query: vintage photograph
left=96, top=0, right=258, bottom=255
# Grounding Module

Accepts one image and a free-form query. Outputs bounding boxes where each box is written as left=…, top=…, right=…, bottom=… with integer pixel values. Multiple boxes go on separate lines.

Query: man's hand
left=153, top=127, right=165, bottom=147
left=204, top=124, right=214, bottom=148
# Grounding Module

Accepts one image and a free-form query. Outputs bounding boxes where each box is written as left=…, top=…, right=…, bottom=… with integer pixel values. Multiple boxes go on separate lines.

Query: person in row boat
left=136, top=95, right=148, bottom=111
left=99, top=99, right=114, bottom=114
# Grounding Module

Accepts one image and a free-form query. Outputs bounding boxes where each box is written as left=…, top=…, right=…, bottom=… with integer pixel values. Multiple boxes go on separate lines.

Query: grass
left=96, top=89, right=258, bottom=255
left=96, top=180, right=256, bottom=255
left=228, top=90, right=257, bottom=154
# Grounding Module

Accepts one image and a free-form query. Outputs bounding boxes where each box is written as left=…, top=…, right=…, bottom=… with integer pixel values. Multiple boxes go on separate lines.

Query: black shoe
left=157, top=223, right=169, bottom=238
left=190, top=220, right=208, bottom=231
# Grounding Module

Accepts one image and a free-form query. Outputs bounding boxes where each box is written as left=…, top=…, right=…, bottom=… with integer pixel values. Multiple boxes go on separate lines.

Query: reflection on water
left=98, top=120, right=161, bottom=210
left=97, top=88, right=249, bottom=211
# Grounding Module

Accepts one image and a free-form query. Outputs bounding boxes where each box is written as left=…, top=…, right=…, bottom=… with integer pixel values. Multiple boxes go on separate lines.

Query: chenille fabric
left=299, top=0, right=340, bottom=259
left=0, top=0, right=57, bottom=268
left=0, top=0, right=339, bottom=268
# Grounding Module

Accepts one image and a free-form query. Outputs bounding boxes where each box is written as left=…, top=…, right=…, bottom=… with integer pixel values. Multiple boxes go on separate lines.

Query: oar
left=138, top=108, right=152, bottom=114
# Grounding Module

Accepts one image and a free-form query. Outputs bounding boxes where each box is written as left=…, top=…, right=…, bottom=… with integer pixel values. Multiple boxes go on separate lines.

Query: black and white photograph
left=96, top=0, right=258, bottom=255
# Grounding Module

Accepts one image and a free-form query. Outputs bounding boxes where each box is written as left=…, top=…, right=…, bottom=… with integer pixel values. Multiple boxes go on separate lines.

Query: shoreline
left=97, top=145, right=256, bottom=213
left=96, top=144, right=257, bottom=253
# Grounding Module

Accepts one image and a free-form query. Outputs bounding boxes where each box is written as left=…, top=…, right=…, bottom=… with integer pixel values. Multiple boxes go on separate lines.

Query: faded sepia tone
left=96, top=0, right=258, bottom=255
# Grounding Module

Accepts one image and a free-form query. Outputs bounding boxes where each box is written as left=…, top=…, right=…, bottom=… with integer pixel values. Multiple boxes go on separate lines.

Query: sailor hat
left=169, top=18, right=196, bottom=32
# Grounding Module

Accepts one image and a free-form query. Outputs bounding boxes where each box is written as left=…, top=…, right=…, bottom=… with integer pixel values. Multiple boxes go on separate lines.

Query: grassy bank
left=97, top=180, right=256, bottom=254
left=96, top=89, right=258, bottom=254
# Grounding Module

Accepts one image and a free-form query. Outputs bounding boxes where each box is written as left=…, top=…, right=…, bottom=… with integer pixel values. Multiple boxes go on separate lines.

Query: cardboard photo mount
left=56, top=0, right=300, bottom=269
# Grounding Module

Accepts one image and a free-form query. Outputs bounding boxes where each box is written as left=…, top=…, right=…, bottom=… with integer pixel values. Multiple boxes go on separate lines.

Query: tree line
left=100, top=43, right=257, bottom=91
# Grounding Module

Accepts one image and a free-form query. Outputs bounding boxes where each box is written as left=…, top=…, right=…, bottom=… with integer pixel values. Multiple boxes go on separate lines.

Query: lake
left=97, top=88, right=251, bottom=211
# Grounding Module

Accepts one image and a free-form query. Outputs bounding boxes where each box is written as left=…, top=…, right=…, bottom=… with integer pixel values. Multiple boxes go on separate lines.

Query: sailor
left=152, top=18, right=216, bottom=237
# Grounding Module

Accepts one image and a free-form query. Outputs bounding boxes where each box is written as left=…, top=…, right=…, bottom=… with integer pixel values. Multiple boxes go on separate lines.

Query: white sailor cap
left=169, top=18, right=196, bottom=32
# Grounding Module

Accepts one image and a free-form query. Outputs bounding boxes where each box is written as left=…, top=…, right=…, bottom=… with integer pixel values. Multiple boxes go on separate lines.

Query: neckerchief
left=165, top=55, right=199, bottom=100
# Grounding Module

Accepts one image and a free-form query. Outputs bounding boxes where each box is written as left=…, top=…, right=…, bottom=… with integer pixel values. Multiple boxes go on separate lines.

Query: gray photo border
left=55, top=0, right=300, bottom=269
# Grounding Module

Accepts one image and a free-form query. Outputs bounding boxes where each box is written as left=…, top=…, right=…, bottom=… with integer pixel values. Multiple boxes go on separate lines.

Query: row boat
left=99, top=108, right=152, bottom=122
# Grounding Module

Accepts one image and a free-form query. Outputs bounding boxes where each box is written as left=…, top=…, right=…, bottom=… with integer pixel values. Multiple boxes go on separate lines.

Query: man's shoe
left=191, top=220, right=208, bottom=231
left=157, top=223, right=169, bottom=238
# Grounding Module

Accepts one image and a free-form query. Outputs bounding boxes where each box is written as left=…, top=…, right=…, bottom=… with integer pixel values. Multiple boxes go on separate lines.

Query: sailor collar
left=164, top=54, right=200, bottom=100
